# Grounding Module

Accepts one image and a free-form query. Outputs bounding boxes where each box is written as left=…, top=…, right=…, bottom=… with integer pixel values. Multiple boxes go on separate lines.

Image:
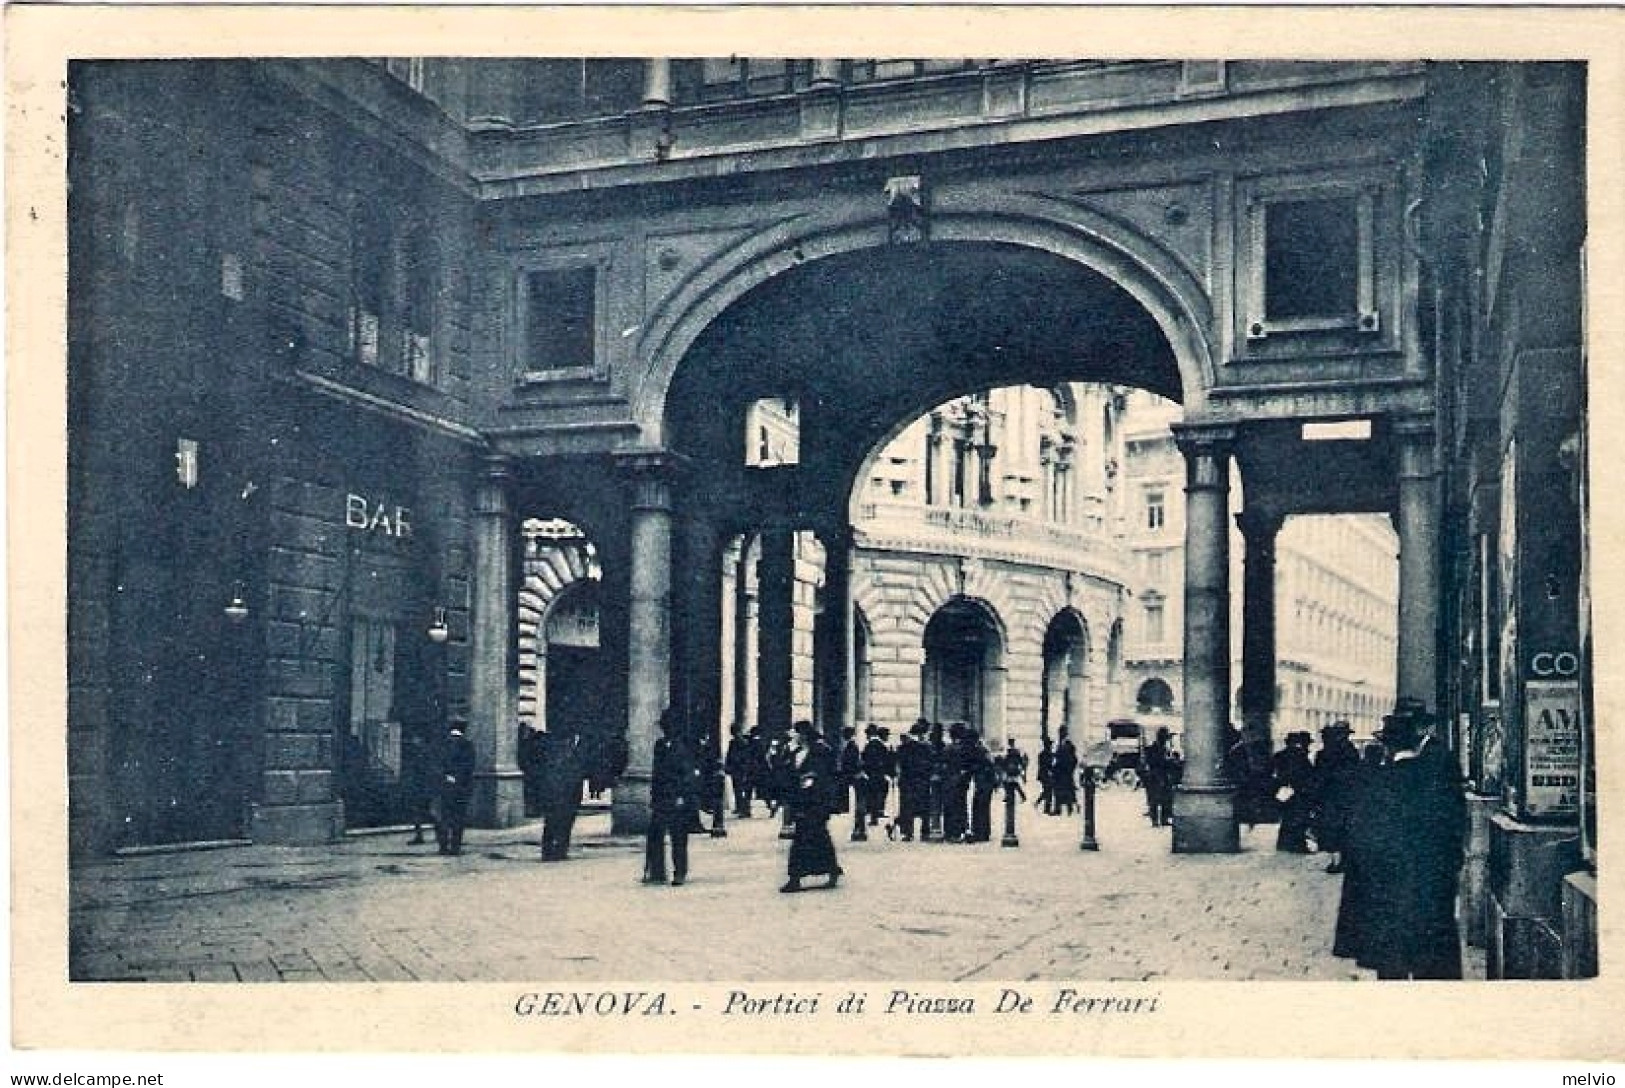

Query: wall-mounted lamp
left=428, top=606, right=449, bottom=644
left=224, top=582, right=249, bottom=623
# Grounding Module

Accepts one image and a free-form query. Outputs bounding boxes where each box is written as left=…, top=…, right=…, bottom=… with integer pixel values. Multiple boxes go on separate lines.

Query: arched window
left=1136, top=677, right=1175, bottom=714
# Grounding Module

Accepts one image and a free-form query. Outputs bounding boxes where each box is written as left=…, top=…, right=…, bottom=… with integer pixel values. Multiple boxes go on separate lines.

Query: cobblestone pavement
left=70, top=789, right=1481, bottom=983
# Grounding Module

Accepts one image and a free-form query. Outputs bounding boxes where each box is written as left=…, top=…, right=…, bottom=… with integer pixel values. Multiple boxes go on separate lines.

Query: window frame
left=1245, top=186, right=1378, bottom=340
left=512, top=254, right=610, bottom=384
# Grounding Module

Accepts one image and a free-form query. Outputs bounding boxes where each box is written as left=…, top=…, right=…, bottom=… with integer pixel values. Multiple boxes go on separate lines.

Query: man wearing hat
left=1355, top=698, right=1467, bottom=979
left=1313, top=721, right=1362, bottom=873
left=645, top=708, right=699, bottom=886
left=861, top=724, right=895, bottom=828
left=437, top=718, right=476, bottom=856
left=890, top=720, right=932, bottom=841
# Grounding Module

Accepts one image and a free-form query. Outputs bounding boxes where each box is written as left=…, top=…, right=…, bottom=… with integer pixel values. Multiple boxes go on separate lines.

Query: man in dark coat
left=782, top=720, right=843, bottom=892
left=539, top=729, right=585, bottom=862
left=1272, top=731, right=1317, bottom=852
left=1142, top=726, right=1178, bottom=827
left=401, top=722, right=439, bottom=845
left=725, top=726, right=757, bottom=818
left=837, top=727, right=865, bottom=840
left=1313, top=721, right=1362, bottom=872
left=436, top=719, right=475, bottom=856
left=1035, top=734, right=1056, bottom=815
left=861, top=725, right=895, bottom=826
left=1358, top=701, right=1467, bottom=979
left=891, top=720, right=932, bottom=841
left=645, top=709, right=700, bottom=886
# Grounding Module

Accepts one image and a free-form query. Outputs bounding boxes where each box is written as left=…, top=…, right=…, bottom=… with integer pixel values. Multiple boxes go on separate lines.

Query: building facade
left=714, top=384, right=1134, bottom=758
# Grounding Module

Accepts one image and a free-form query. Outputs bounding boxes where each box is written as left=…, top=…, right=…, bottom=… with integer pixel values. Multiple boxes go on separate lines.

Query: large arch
left=638, top=201, right=1216, bottom=442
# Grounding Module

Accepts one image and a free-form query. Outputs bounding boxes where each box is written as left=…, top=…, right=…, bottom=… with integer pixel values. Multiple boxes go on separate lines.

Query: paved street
left=71, top=789, right=1474, bottom=983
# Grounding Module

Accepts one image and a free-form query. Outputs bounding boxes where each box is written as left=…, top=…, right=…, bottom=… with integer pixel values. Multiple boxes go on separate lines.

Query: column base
left=1561, top=871, right=1598, bottom=979
left=1486, top=811, right=1582, bottom=979
left=470, top=769, right=526, bottom=829
left=1172, top=786, right=1239, bottom=853
left=1461, top=792, right=1498, bottom=948
left=612, top=774, right=652, bottom=836
left=250, top=800, right=344, bottom=845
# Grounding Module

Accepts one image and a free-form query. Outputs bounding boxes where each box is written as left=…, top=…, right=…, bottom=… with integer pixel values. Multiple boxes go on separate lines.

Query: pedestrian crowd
left=1217, top=697, right=1467, bottom=980
left=404, top=694, right=1468, bottom=980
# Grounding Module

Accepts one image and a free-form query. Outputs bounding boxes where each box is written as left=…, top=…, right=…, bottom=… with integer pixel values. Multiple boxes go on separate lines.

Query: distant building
left=1117, top=392, right=1398, bottom=745
left=718, top=383, right=1133, bottom=757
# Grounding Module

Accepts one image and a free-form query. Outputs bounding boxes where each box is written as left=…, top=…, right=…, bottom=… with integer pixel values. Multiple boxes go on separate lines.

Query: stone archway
left=1041, top=608, right=1092, bottom=744
left=921, top=596, right=1007, bottom=743
left=515, top=518, right=602, bottom=734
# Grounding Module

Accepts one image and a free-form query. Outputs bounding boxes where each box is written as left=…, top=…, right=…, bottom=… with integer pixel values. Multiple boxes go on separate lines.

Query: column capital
left=1234, top=507, right=1285, bottom=543
left=1170, top=422, right=1237, bottom=457
left=1393, top=417, right=1439, bottom=481
left=1174, top=424, right=1235, bottom=492
left=808, top=59, right=844, bottom=91
left=1390, top=412, right=1438, bottom=440
left=615, top=446, right=687, bottom=512
left=475, top=452, right=515, bottom=517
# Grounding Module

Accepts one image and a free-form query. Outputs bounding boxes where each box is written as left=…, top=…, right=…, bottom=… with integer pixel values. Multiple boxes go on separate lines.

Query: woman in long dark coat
left=967, top=732, right=997, bottom=843
left=782, top=720, right=843, bottom=892
left=1333, top=742, right=1386, bottom=962
left=1272, top=732, right=1317, bottom=852
left=1052, top=728, right=1080, bottom=816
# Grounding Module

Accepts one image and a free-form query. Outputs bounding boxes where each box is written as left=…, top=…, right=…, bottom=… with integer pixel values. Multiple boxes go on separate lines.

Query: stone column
left=641, top=59, right=673, bottom=108
left=1395, top=416, right=1441, bottom=707
left=1172, top=425, right=1239, bottom=853
left=612, top=450, right=677, bottom=835
left=810, top=59, right=843, bottom=89
left=815, top=524, right=855, bottom=740
left=469, top=454, right=524, bottom=828
left=634, top=60, right=675, bottom=160
left=731, top=535, right=753, bottom=733
left=756, top=524, right=795, bottom=736
left=675, top=511, right=725, bottom=750
left=1236, top=507, right=1284, bottom=750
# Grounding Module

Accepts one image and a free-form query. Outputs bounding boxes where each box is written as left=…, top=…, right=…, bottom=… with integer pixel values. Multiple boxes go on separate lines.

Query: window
left=523, top=267, right=596, bottom=375
left=1145, top=489, right=1166, bottom=532
left=1145, top=550, right=1167, bottom=584
left=847, top=59, right=979, bottom=83
left=349, top=202, right=436, bottom=383
left=684, top=59, right=812, bottom=101
left=1144, top=601, right=1165, bottom=644
left=382, top=58, right=427, bottom=94
left=512, top=61, right=643, bottom=124
left=1245, top=186, right=1378, bottom=340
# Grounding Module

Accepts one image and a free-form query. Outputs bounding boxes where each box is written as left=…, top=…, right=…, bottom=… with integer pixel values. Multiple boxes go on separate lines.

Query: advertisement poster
left=1524, top=680, right=1582, bottom=819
